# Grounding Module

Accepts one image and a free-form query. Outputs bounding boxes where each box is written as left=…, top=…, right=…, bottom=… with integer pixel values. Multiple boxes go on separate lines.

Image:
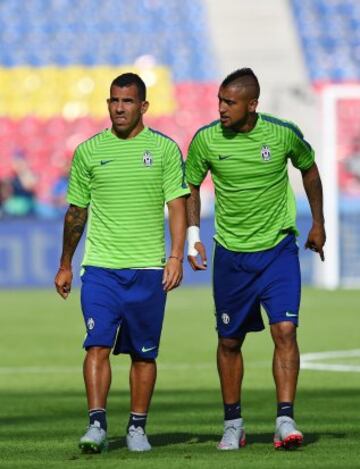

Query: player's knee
left=86, top=346, right=111, bottom=361
left=218, top=337, right=242, bottom=355
left=131, top=356, right=156, bottom=365
left=272, top=322, right=297, bottom=348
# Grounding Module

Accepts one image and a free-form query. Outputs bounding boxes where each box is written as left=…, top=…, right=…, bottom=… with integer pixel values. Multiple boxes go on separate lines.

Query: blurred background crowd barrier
left=0, top=0, right=359, bottom=288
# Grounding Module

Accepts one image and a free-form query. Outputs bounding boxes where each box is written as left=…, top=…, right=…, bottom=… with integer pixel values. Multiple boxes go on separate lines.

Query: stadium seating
left=291, top=0, right=360, bottom=83
left=291, top=0, right=360, bottom=198
left=3, top=0, right=360, bottom=206
left=0, top=0, right=214, bottom=81
left=0, top=0, right=217, bottom=212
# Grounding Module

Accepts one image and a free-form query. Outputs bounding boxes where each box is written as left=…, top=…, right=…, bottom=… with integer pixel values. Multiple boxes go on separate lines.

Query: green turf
left=0, top=287, right=359, bottom=468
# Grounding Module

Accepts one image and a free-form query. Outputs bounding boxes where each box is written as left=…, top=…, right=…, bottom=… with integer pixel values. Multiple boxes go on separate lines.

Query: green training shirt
left=186, top=113, right=315, bottom=252
left=67, top=127, right=189, bottom=268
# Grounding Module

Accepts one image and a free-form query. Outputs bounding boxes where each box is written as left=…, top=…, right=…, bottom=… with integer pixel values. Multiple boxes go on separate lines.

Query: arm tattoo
left=186, top=184, right=201, bottom=227
left=302, top=164, right=324, bottom=224
left=60, top=204, right=88, bottom=266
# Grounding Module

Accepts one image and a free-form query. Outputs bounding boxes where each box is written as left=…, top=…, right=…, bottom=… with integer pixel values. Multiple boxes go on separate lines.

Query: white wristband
left=187, top=226, right=201, bottom=257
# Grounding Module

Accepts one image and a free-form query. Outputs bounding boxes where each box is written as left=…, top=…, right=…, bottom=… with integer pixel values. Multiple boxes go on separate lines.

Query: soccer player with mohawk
left=186, top=68, right=326, bottom=450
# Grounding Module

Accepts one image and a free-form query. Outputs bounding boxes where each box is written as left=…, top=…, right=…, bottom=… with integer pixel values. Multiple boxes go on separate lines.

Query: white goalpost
left=317, top=85, right=360, bottom=289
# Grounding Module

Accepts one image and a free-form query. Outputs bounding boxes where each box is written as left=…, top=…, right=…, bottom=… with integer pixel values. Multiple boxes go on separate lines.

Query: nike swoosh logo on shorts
left=141, top=345, right=157, bottom=353
left=286, top=312, right=298, bottom=317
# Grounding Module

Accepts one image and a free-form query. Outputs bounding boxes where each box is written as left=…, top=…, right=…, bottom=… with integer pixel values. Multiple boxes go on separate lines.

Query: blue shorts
left=213, top=234, right=301, bottom=338
left=80, top=267, right=166, bottom=359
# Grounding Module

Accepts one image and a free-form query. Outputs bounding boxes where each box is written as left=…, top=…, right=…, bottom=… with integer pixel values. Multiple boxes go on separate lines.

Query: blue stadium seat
left=291, top=0, right=360, bottom=82
left=0, top=0, right=215, bottom=81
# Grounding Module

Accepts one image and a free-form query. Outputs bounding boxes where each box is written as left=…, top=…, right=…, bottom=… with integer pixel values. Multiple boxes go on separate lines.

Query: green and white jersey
left=67, top=127, right=189, bottom=268
left=186, top=113, right=315, bottom=252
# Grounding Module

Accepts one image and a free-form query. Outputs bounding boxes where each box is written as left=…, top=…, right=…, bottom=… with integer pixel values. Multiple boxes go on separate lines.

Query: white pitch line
left=1, top=350, right=359, bottom=374
left=301, top=363, right=360, bottom=372
left=300, top=349, right=360, bottom=373
left=301, top=349, right=360, bottom=360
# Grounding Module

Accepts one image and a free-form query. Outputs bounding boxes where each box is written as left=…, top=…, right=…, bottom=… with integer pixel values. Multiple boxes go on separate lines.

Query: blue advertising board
left=0, top=216, right=314, bottom=288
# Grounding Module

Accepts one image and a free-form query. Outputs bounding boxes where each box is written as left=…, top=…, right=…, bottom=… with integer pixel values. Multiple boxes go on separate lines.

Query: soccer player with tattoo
left=54, top=73, right=189, bottom=453
left=185, top=68, right=326, bottom=450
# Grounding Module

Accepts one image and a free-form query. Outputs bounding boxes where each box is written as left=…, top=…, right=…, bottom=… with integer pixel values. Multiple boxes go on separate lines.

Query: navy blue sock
left=89, top=408, right=107, bottom=431
left=224, top=402, right=241, bottom=420
left=277, top=402, right=294, bottom=419
left=127, top=412, right=147, bottom=431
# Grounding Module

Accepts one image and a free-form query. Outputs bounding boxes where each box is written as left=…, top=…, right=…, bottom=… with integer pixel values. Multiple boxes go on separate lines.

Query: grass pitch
left=0, top=287, right=359, bottom=468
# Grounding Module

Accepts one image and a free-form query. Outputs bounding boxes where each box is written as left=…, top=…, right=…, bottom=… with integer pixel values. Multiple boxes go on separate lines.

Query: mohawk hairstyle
left=221, top=68, right=260, bottom=99
left=111, top=73, right=146, bottom=101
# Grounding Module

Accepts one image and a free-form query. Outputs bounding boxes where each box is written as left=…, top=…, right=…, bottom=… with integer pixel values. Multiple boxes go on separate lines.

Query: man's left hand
left=162, top=257, right=183, bottom=292
left=305, top=222, right=326, bottom=261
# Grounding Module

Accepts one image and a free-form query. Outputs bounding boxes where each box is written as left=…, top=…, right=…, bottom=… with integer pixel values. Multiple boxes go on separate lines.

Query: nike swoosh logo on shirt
left=218, top=155, right=231, bottom=160
left=100, top=160, right=113, bottom=165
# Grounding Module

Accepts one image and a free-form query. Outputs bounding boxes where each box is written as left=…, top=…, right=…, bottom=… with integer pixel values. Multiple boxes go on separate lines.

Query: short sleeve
left=287, top=124, right=315, bottom=171
left=67, top=145, right=91, bottom=207
left=163, top=141, right=190, bottom=203
left=185, top=130, right=210, bottom=185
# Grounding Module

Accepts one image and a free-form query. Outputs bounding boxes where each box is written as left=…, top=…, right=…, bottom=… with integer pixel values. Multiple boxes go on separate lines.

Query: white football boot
left=126, top=425, right=152, bottom=452
left=217, top=418, right=246, bottom=450
left=79, top=420, right=108, bottom=453
left=274, top=416, right=303, bottom=449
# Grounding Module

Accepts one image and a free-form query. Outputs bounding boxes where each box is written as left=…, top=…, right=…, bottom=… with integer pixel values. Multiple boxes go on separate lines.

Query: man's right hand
left=54, top=267, right=73, bottom=299
left=187, top=241, right=207, bottom=271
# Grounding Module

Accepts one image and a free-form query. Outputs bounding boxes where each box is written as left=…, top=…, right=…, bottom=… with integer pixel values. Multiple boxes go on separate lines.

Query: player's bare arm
left=186, top=183, right=207, bottom=270
left=162, top=197, right=187, bottom=292
left=301, top=163, right=326, bottom=261
left=55, top=204, right=88, bottom=299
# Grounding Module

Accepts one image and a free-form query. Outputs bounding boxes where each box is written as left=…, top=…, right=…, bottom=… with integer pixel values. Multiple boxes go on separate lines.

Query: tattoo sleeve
left=186, top=183, right=201, bottom=227
left=301, top=163, right=325, bottom=224
left=60, top=204, right=88, bottom=267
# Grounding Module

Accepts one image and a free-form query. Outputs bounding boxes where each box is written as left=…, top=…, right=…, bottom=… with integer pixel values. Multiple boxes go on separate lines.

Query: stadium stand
left=291, top=0, right=360, bottom=83
left=0, top=0, right=217, bottom=215
left=290, top=0, right=360, bottom=285
left=0, top=0, right=359, bottom=287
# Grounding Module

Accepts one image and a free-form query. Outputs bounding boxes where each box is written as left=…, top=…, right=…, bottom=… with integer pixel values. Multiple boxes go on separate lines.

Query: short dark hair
left=221, top=68, right=260, bottom=99
left=111, top=73, right=146, bottom=101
